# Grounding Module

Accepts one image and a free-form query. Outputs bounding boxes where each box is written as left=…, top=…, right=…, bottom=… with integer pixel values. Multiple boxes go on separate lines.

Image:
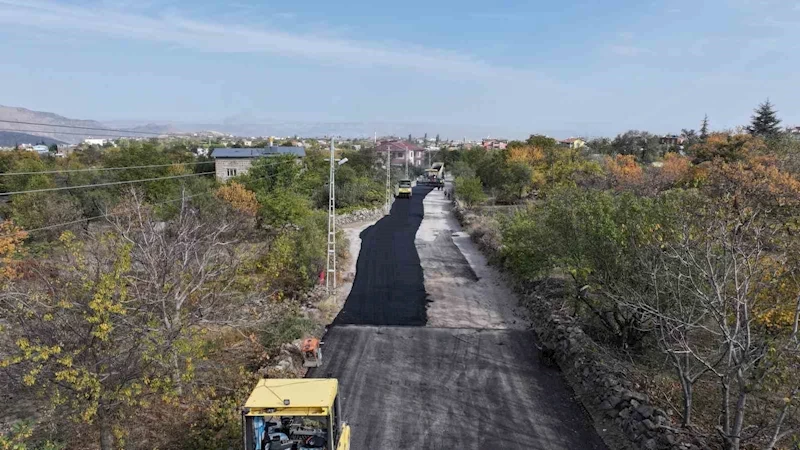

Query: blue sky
left=0, top=0, right=798, bottom=138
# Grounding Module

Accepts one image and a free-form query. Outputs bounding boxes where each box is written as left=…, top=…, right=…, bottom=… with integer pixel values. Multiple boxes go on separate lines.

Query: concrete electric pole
left=405, top=148, right=409, bottom=179
left=326, top=140, right=348, bottom=295
left=326, top=139, right=336, bottom=294
left=385, top=149, right=391, bottom=215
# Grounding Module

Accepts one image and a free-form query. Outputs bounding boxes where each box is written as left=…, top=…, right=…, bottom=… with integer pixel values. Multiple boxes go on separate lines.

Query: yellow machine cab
left=242, top=378, right=350, bottom=450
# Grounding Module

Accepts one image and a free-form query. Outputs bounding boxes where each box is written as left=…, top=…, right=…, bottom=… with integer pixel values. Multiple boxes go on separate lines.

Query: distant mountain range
left=0, top=105, right=537, bottom=143
left=0, top=131, right=65, bottom=147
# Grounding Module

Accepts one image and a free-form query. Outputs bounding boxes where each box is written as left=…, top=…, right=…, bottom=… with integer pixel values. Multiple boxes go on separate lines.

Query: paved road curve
left=313, top=185, right=608, bottom=449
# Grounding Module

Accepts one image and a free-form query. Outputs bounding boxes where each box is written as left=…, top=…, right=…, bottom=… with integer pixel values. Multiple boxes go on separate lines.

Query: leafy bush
left=453, top=176, right=486, bottom=207
left=260, top=315, right=316, bottom=355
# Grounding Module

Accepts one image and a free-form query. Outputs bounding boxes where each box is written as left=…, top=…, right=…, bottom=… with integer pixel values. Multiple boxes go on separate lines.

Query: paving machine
left=421, top=162, right=445, bottom=187
left=243, top=379, right=350, bottom=450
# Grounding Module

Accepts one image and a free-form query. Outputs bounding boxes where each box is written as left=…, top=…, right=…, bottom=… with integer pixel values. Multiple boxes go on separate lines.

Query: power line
left=0, top=154, right=297, bottom=178
left=5, top=191, right=214, bottom=238
left=0, top=171, right=214, bottom=197
left=0, top=119, right=167, bottom=136
left=0, top=161, right=214, bottom=176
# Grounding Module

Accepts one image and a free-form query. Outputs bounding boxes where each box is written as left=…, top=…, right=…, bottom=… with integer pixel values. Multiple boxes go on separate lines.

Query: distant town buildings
left=481, top=139, right=507, bottom=150
left=83, top=138, right=109, bottom=146
left=659, top=135, right=685, bottom=146
left=559, top=137, right=586, bottom=149
left=211, top=146, right=306, bottom=181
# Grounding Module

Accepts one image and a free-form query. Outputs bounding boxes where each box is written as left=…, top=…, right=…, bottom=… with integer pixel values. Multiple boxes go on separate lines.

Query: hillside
left=0, top=105, right=111, bottom=144
left=0, top=131, right=65, bottom=147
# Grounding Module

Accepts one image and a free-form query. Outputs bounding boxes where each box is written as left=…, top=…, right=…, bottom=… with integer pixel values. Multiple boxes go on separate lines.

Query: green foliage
left=611, top=130, right=663, bottom=162
left=526, top=134, right=557, bottom=148
left=748, top=99, right=782, bottom=138
left=258, top=210, right=327, bottom=295
left=260, top=315, right=316, bottom=355
left=453, top=176, right=486, bottom=207
left=258, top=190, right=313, bottom=228
left=0, top=421, right=65, bottom=450
left=500, top=187, right=690, bottom=346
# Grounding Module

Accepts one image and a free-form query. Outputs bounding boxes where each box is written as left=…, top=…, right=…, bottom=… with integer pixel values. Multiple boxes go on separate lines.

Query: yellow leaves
left=506, top=145, right=545, bottom=165
left=659, top=152, right=692, bottom=186
left=215, top=182, right=259, bottom=216
left=605, top=154, right=643, bottom=189
left=22, top=367, right=40, bottom=386
left=0, top=219, right=27, bottom=283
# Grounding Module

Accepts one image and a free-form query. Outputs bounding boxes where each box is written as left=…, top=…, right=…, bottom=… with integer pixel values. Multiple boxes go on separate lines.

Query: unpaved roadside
left=416, top=187, right=528, bottom=329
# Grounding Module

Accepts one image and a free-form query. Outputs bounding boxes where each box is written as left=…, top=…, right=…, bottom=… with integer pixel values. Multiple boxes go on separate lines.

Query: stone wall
left=214, top=158, right=254, bottom=181
left=336, top=204, right=388, bottom=227
left=452, top=200, right=699, bottom=450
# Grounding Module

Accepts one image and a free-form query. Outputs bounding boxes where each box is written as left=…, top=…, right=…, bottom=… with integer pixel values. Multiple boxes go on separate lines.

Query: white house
left=83, top=138, right=108, bottom=146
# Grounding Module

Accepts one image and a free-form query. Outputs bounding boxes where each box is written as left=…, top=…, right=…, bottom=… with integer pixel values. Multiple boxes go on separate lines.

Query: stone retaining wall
left=336, top=204, right=388, bottom=227
left=452, top=200, right=699, bottom=450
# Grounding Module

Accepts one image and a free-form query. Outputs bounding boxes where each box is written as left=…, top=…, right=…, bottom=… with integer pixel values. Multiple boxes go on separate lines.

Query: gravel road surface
left=316, top=185, right=608, bottom=449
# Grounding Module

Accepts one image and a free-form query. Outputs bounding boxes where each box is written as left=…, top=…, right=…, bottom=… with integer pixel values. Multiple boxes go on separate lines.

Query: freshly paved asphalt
left=332, top=186, right=434, bottom=326
left=314, top=185, right=608, bottom=449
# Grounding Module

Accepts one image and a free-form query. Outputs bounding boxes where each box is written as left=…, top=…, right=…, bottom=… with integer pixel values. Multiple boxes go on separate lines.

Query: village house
left=211, top=146, right=306, bottom=181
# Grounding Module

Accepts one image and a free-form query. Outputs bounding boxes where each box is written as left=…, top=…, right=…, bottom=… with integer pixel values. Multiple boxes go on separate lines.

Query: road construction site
left=310, top=185, right=607, bottom=449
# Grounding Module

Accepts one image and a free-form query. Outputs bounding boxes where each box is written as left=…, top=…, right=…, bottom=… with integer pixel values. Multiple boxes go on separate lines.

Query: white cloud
left=0, top=0, right=556, bottom=85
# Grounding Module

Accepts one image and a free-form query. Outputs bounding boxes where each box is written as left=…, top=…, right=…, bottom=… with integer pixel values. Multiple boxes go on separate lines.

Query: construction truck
left=421, top=162, right=445, bottom=188
left=242, top=378, right=351, bottom=450
left=397, top=179, right=412, bottom=198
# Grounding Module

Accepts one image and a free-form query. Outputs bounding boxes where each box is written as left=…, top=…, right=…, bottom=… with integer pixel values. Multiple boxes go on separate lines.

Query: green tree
left=748, top=99, right=782, bottom=137
left=700, top=114, right=710, bottom=141
left=525, top=134, right=557, bottom=148
left=453, top=175, right=486, bottom=207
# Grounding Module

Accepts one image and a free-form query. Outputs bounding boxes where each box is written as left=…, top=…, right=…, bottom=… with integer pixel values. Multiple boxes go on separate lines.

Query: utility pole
left=326, top=139, right=336, bottom=294
left=405, top=148, right=409, bottom=179
left=385, top=148, right=391, bottom=214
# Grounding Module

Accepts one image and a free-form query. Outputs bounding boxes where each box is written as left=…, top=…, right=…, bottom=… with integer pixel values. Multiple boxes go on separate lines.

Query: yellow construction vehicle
left=242, top=378, right=350, bottom=450
left=397, top=179, right=412, bottom=198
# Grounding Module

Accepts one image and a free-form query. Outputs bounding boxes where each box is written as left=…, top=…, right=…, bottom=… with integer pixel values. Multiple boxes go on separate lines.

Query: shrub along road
left=312, top=185, right=607, bottom=449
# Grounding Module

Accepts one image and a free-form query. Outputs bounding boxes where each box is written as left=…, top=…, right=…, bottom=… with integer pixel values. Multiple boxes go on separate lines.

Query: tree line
left=0, top=140, right=387, bottom=449
left=451, top=100, right=800, bottom=450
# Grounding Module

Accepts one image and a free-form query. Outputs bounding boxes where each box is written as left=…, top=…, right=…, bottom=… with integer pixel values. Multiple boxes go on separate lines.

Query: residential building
left=32, top=145, right=49, bottom=154
left=659, top=135, right=684, bottom=146
left=211, top=146, right=306, bottom=181
left=83, top=138, right=108, bottom=146
left=481, top=139, right=507, bottom=150
left=374, top=140, right=426, bottom=167
left=559, top=137, right=586, bottom=149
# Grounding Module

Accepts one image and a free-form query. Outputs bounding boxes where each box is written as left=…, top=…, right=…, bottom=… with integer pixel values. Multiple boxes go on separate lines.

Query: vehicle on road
left=397, top=179, right=412, bottom=198
left=242, top=378, right=350, bottom=450
left=420, top=162, right=445, bottom=188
